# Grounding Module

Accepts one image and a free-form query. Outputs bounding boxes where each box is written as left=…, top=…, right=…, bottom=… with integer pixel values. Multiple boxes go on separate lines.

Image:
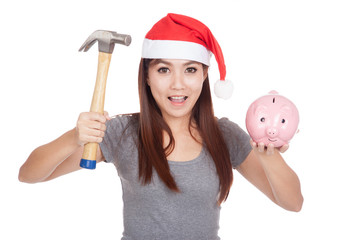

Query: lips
left=268, top=138, right=277, bottom=142
left=168, top=96, right=188, bottom=103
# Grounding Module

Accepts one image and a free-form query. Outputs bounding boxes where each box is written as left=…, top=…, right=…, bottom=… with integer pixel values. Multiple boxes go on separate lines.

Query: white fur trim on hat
left=214, top=79, right=234, bottom=100
left=142, top=39, right=211, bottom=66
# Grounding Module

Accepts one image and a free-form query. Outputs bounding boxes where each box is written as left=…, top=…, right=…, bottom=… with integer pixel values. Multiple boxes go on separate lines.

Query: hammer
left=78, top=30, right=131, bottom=169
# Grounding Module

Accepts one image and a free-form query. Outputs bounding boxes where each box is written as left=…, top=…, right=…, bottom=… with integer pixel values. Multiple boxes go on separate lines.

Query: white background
left=1, top=0, right=360, bottom=239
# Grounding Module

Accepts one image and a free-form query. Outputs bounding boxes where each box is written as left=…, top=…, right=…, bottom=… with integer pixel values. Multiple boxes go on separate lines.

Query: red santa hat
left=142, top=13, right=234, bottom=99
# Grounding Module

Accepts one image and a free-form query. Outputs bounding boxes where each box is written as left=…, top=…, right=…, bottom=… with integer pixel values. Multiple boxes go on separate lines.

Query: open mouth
left=168, top=96, right=188, bottom=103
left=268, top=138, right=277, bottom=142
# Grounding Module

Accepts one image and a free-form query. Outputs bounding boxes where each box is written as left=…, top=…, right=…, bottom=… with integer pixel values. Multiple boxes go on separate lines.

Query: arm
left=236, top=141, right=303, bottom=212
left=18, top=112, right=109, bottom=183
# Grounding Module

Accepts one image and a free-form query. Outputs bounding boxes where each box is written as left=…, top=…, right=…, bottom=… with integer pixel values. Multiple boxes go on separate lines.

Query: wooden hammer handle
left=80, top=52, right=112, bottom=169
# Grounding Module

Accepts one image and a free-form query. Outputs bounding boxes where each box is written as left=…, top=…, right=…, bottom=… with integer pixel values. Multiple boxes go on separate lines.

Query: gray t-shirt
left=100, top=115, right=252, bottom=240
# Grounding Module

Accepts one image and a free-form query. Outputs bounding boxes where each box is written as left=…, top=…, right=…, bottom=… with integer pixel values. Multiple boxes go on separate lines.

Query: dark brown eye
left=260, top=117, right=265, bottom=122
left=185, top=67, right=197, bottom=73
left=158, top=67, right=169, bottom=73
left=281, top=119, right=286, bottom=123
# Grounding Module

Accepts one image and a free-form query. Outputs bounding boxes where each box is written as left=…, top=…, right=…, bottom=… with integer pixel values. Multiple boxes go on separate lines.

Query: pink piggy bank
left=246, top=91, right=299, bottom=148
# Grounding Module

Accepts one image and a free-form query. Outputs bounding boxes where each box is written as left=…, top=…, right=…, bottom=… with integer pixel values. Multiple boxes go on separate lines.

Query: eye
left=281, top=119, right=286, bottom=124
left=260, top=117, right=265, bottom=122
left=158, top=67, right=169, bottom=73
left=185, top=67, right=197, bottom=73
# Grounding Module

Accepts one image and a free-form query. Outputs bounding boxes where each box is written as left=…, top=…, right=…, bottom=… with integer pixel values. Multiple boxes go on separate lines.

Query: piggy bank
left=246, top=91, right=299, bottom=148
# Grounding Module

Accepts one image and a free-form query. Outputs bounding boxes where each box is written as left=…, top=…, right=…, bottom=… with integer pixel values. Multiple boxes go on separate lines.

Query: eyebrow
left=184, top=61, right=201, bottom=66
left=150, top=59, right=171, bottom=66
left=150, top=59, right=201, bottom=67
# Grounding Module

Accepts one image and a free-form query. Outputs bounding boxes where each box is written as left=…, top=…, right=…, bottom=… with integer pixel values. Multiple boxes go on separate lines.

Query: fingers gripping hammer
left=79, top=30, right=131, bottom=169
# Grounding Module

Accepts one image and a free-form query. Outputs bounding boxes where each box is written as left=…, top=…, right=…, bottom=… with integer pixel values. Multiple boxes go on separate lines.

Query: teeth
left=168, top=96, right=188, bottom=102
left=170, top=96, right=186, bottom=100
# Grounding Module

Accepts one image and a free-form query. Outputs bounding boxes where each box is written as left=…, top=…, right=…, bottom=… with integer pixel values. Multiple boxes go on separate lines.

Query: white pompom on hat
left=142, top=13, right=234, bottom=99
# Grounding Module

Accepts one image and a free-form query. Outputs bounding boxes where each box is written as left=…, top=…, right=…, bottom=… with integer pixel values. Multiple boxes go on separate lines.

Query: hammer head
left=79, top=30, right=131, bottom=54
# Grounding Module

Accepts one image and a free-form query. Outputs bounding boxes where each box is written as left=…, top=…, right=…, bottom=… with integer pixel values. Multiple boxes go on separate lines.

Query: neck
left=164, top=113, right=201, bottom=138
left=162, top=114, right=202, bottom=151
left=162, top=112, right=193, bottom=132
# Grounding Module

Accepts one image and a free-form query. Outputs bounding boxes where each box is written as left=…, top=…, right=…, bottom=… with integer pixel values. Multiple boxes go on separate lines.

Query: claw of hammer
left=79, top=30, right=131, bottom=53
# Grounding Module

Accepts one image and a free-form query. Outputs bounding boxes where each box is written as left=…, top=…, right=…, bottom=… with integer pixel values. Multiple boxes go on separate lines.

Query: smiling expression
left=147, top=59, right=208, bottom=122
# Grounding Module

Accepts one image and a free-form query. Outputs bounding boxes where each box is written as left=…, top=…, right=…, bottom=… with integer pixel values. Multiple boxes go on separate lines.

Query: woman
left=19, top=13, right=303, bottom=240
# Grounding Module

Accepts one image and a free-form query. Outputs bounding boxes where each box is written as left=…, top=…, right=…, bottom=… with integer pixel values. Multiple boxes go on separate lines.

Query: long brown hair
left=137, top=58, right=233, bottom=204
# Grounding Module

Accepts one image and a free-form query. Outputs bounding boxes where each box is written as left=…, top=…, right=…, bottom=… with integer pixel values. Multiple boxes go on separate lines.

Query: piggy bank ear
left=254, top=105, right=268, bottom=116
left=280, top=105, right=292, bottom=115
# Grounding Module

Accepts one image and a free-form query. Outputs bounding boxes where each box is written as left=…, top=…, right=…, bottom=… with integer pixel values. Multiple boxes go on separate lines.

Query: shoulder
left=106, top=113, right=139, bottom=131
left=217, top=117, right=248, bottom=140
left=217, top=117, right=252, bottom=168
left=217, top=117, right=246, bottom=136
left=218, top=117, right=239, bottom=129
left=104, top=113, right=139, bottom=141
left=100, top=113, right=139, bottom=164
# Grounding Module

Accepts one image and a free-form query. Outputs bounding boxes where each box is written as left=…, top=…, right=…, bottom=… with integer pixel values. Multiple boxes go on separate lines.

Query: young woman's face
left=147, top=59, right=208, bottom=122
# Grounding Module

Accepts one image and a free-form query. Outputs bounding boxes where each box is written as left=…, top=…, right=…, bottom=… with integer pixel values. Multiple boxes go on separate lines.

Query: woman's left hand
left=250, top=139, right=289, bottom=155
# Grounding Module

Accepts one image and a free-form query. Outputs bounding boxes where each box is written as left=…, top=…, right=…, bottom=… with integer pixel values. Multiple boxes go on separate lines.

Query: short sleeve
left=218, top=117, right=252, bottom=168
left=100, top=115, right=133, bottom=164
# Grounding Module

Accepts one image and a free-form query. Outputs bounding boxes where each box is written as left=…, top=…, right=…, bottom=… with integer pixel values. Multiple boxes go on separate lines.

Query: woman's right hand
left=75, top=112, right=111, bottom=146
left=19, top=111, right=111, bottom=183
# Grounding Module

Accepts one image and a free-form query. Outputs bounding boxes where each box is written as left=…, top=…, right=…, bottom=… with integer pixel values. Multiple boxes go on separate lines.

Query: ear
left=254, top=105, right=268, bottom=116
left=280, top=105, right=292, bottom=115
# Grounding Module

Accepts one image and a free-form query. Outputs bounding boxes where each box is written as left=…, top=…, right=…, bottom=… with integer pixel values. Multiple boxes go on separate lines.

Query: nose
left=266, top=127, right=279, bottom=138
left=170, top=72, right=185, bottom=90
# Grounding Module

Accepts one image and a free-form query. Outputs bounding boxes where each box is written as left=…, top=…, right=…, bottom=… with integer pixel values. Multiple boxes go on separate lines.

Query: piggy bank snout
left=267, top=127, right=279, bottom=138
